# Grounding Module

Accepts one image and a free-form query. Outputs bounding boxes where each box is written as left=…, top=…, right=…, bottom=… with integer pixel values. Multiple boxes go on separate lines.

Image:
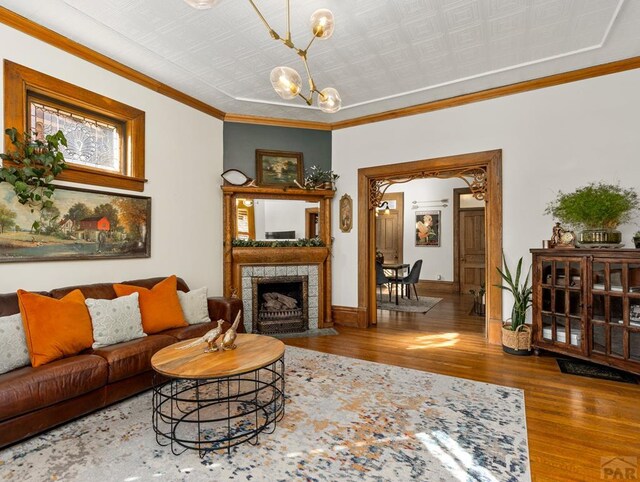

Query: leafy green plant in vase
left=545, top=182, right=639, bottom=247
left=496, top=255, right=533, bottom=355
left=298, top=166, right=339, bottom=190
left=0, top=128, right=68, bottom=232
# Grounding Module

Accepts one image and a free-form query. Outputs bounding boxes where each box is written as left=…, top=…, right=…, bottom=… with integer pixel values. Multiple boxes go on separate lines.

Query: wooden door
left=375, top=192, right=404, bottom=264
left=376, top=213, right=401, bottom=264
left=459, top=208, right=485, bottom=293
left=305, top=208, right=319, bottom=238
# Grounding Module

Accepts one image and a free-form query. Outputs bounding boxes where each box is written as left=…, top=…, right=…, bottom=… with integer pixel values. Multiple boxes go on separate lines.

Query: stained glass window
left=29, top=99, right=123, bottom=173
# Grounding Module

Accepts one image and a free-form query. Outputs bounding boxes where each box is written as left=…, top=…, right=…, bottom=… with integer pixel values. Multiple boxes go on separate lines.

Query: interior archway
left=357, top=150, right=503, bottom=343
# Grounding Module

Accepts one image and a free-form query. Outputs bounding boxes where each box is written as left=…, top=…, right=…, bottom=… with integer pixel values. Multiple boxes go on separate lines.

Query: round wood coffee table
left=151, top=333, right=285, bottom=456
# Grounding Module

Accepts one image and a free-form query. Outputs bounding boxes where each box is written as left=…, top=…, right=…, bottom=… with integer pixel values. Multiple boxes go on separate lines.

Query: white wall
left=332, top=68, right=640, bottom=308
left=386, top=178, right=468, bottom=281
left=0, top=24, right=224, bottom=294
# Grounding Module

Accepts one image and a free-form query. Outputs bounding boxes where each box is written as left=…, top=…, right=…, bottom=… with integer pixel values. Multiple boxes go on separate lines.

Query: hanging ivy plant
left=0, top=128, right=68, bottom=231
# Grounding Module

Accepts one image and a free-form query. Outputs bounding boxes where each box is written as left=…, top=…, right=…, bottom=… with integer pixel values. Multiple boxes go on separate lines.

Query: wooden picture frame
left=0, top=184, right=151, bottom=263
left=339, top=194, right=353, bottom=233
left=415, top=210, right=441, bottom=247
left=255, top=149, right=303, bottom=187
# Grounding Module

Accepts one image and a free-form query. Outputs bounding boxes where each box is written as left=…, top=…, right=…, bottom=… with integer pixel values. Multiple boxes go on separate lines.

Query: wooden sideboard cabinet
left=531, top=248, right=640, bottom=374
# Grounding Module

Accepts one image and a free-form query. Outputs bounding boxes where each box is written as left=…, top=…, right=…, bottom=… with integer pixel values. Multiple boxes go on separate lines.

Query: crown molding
left=223, top=113, right=331, bottom=131
left=330, top=56, right=640, bottom=130
left=0, top=6, right=225, bottom=120
left=2, top=6, right=640, bottom=132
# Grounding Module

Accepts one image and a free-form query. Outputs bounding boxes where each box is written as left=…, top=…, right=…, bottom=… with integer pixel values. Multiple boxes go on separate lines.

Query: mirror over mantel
left=221, top=185, right=335, bottom=327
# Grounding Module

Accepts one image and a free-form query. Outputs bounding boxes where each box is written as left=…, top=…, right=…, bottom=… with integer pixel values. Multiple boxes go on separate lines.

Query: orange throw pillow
left=18, top=289, right=94, bottom=368
left=113, top=276, right=187, bottom=334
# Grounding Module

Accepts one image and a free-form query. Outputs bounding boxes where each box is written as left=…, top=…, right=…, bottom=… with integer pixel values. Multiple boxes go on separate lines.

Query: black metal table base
left=152, top=355, right=285, bottom=457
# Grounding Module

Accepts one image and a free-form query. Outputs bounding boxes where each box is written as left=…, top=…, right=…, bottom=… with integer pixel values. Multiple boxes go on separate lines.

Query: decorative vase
left=576, top=229, right=622, bottom=246
left=501, top=324, right=532, bottom=356
left=375, top=253, right=384, bottom=264
left=635, top=237, right=640, bottom=249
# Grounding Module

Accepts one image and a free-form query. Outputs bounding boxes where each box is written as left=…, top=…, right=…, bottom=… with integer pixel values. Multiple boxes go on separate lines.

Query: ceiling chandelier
left=184, top=0, right=341, bottom=113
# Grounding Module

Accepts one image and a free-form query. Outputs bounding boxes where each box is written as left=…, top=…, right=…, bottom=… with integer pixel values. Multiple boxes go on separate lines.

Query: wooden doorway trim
left=357, top=150, right=503, bottom=344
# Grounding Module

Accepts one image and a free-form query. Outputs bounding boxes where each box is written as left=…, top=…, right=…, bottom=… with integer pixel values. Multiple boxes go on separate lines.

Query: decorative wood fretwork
left=368, top=167, right=488, bottom=208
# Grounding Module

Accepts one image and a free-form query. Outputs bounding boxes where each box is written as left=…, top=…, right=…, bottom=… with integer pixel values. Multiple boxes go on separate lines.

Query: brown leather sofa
left=0, top=276, right=243, bottom=449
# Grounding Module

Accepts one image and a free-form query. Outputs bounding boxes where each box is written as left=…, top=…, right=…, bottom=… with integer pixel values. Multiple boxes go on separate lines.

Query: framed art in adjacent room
left=255, top=149, right=303, bottom=187
left=415, top=210, right=441, bottom=247
left=0, top=184, right=151, bottom=263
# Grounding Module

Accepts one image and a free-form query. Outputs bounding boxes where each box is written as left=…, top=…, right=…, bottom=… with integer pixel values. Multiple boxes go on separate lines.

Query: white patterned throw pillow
left=86, top=292, right=146, bottom=348
left=177, top=287, right=211, bottom=325
left=0, top=313, right=31, bottom=374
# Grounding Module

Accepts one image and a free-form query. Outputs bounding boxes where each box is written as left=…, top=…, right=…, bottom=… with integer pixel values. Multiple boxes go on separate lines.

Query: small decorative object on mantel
left=634, top=231, right=640, bottom=249
left=375, top=249, right=384, bottom=264
left=221, top=169, right=256, bottom=187
left=339, top=194, right=352, bottom=232
left=296, top=166, right=339, bottom=190
left=0, top=127, right=68, bottom=232
left=255, top=149, right=303, bottom=187
left=497, top=255, right=533, bottom=356
left=549, top=222, right=576, bottom=248
left=545, top=182, right=639, bottom=248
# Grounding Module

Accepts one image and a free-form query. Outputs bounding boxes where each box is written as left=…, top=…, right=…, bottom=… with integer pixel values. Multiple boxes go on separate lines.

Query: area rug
left=557, top=358, right=638, bottom=384
left=271, top=328, right=339, bottom=339
left=377, top=295, right=442, bottom=314
left=0, top=347, right=530, bottom=481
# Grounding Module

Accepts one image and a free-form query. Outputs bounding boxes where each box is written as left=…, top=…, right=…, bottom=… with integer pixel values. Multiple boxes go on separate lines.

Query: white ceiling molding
left=2, top=0, right=639, bottom=123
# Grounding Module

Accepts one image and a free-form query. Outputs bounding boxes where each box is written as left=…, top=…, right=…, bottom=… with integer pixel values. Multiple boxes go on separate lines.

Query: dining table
left=381, top=262, right=410, bottom=305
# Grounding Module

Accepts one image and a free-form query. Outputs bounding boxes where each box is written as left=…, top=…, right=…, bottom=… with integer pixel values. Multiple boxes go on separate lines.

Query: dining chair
left=400, top=259, right=423, bottom=301
left=375, top=261, right=392, bottom=302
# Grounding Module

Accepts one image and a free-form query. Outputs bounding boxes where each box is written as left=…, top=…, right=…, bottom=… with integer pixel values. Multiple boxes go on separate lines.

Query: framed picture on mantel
left=255, top=149, right=303, bottom=187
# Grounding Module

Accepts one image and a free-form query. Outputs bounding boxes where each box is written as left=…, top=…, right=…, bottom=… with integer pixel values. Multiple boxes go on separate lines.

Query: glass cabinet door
left=539, top=257, right=585, bottom=351
left=590, top=260, right=640, bottom=362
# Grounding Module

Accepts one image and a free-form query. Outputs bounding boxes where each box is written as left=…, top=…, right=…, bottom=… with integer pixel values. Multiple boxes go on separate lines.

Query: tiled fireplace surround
left=241, top=264, right=319, bottom=334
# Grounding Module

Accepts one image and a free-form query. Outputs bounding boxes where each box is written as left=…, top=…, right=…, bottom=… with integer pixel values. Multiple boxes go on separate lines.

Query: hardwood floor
left=286, top=291, right=640, bottom=481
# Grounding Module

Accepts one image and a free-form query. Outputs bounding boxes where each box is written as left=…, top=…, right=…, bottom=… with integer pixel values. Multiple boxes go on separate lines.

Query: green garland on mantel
left=232, top=238, right=326, bottom=248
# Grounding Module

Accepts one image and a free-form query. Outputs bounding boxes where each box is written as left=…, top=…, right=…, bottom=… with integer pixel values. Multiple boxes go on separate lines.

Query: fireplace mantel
left=222, top=184, right=334, bottom=328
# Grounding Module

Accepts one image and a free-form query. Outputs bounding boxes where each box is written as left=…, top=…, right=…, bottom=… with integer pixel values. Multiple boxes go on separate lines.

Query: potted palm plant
left=496, top=255, right=533, bottom=356
left=545, top=182, right=639, bottom=246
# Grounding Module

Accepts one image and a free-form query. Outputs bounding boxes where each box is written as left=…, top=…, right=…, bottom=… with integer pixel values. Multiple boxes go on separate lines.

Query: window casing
left=4, top=61, right=146, bottom=191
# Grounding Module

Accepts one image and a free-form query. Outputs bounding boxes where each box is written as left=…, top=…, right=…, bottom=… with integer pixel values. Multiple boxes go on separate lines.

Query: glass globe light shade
left=310, top=9, right=335, bottom=39
left=270, top=67, right=302, bottom=100
left=318, top=87, right=342, bottom=113
left=183, top=0, right=218, bottom=9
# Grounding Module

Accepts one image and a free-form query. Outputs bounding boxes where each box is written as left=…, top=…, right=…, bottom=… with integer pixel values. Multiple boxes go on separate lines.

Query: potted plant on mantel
left=545, top=182, right=639, bottom=247
left=297, top=166, right=339, bottom=190
left=0, top=127, right=68, bottom=232
left=496, top=255, right=533, bottom=356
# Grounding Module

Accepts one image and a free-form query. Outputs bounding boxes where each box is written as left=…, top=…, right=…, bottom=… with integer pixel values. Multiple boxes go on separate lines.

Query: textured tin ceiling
left=2, top=0, right=639, bottom=123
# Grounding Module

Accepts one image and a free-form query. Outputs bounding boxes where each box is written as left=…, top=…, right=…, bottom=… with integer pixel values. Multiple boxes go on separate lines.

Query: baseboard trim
left=332, top=305, right=364, bottom=328
left=417, top=280, right=459, bottom=293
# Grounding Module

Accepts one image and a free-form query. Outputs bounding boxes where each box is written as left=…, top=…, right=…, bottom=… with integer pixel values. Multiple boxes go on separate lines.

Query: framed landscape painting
left=0, top=184, right=151, bottom=263
left=415, top=210, right=441, bottom=247
left=255, top=149, right=303, bottom=187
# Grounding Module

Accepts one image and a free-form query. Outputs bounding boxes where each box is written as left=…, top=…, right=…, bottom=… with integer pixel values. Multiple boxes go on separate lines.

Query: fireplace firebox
left=252, top=276, right=309, bottom=334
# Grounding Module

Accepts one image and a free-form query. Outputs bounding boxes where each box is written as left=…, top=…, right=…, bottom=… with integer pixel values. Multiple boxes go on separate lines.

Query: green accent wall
left=223, top=122, right=332, bottom=179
